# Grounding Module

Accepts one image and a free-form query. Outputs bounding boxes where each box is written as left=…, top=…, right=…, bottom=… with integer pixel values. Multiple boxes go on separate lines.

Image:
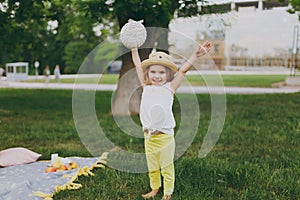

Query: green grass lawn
left=184, top=74, right=288, bottom=87
left=24, top=74, right=290, bottom=88
left=0, top=89, right=299, bottom=199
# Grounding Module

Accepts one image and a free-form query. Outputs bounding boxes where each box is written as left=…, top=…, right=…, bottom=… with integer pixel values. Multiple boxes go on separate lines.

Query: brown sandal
left=142, top=189, right=159, bottom=199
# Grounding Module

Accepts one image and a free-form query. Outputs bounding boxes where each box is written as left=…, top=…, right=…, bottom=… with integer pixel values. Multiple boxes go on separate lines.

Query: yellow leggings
left=144, top=133, right=175, bottom=195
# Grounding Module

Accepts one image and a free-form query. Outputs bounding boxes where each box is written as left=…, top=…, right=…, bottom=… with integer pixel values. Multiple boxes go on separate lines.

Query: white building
left=169, top=5, right=300, bottom=59
left=5, top=62, right=29, bottom=81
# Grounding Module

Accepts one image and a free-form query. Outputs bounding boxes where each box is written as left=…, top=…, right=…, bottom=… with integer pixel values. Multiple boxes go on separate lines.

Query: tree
left=70, top=0, right=183, bottom=115
left=0, top=1, right=50, bottom=67
left=109, top=1, right=174, bottom=115
left=0, top=0, right=77, bottom=73
left=0, top=0, right=111, bottom=73
left=109, top=0, right=211, bottom=115
left=63, top=0, right=228, bottom=115
left=56, top=0, right=111, bottom=73
left=287, top=0, right=300, bottom=20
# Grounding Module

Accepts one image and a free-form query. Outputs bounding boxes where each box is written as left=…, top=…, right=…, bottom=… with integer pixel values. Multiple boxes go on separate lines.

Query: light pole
left=291, top=25, right=299, bottom=76
left=34, top=61, right=40, bottom=79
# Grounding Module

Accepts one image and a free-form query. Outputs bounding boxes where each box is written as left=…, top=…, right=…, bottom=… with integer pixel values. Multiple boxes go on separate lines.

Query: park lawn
left=24, top=74, right=290, bottom=87
left=0, top=89, right=299, bottom=199
left=184, top=74, right=288, bottom=87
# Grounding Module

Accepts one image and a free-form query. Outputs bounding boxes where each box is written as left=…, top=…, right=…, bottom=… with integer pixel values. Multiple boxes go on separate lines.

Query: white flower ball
left=120, top=19, right=147, bottom=49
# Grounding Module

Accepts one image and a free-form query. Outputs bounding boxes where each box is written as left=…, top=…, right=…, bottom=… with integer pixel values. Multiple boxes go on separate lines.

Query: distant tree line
left=0, top=0, right=115, bottom=74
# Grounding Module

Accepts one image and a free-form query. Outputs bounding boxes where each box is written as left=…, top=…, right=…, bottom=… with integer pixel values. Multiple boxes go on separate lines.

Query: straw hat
left=141, top=52, right=178, bottom=72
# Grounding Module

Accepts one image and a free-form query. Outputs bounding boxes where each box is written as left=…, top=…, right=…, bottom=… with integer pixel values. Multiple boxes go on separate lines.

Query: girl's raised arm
left=131, top=48, right=145, bottom=86
left=171, top=41, right=211, bottom=91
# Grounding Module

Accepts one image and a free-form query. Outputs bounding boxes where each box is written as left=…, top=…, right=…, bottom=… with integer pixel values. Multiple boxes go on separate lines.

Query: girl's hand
left=195, top=41, right=211, bottom=57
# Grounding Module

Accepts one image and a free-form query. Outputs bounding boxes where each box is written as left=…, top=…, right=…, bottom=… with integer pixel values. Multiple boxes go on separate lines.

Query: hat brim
left=141, top=59, right=178, bottom=72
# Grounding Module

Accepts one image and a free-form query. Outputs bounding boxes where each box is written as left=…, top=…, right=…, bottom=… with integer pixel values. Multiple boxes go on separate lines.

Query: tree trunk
left=112, top=27, right=169, bottom=116
left=111, top=48, right=152, bottom=115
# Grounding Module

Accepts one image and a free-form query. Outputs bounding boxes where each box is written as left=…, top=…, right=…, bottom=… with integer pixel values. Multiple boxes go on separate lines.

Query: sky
left=169, top=6, right=300, bottom=57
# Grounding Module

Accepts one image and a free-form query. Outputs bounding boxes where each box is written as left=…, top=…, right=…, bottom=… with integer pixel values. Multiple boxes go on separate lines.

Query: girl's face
left=148, top=65, right=168, bottom=86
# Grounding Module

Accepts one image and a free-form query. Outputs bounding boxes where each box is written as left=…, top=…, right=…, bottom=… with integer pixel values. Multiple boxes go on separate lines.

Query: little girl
left=131, top=41, right=211, bottom=200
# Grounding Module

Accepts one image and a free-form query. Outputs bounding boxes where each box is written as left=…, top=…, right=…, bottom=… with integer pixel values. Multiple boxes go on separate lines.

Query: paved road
left=1, top=81, right=300, bottom=94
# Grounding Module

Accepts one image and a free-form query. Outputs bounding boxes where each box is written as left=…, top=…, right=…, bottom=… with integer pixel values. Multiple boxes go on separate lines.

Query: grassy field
left=24, top=74, right=290, bottom=88
left=0, top=89, right=299, bottom=199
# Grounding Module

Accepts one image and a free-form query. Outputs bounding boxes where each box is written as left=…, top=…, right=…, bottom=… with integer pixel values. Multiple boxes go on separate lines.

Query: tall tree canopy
left=0, top=0, right=112, bottom=73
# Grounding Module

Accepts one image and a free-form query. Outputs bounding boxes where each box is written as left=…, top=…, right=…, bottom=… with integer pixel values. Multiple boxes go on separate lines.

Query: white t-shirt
left=140, top=82, right=175, bottom=135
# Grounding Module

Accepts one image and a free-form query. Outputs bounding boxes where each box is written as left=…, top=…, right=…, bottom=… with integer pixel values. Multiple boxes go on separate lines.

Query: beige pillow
left=0, top=147, right=41, bottom=167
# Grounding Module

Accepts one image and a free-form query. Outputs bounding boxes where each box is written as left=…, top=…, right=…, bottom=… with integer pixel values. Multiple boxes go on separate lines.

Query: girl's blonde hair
left=143, top=65, right=175, bottom=85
